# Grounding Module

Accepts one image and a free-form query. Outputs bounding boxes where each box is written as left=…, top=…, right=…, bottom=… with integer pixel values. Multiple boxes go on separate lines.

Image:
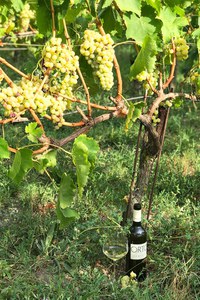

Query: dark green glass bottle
left=126, top=203, right=147, bottom=281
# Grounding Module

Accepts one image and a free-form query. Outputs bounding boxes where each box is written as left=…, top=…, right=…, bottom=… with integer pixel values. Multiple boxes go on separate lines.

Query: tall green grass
left=0, top=104, right=199, bottom=299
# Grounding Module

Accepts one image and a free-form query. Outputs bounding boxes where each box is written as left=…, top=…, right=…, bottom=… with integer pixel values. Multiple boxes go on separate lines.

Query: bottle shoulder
left=129, top=225, right=147, bottom=240
left=130, top=224, right=146, bottom=233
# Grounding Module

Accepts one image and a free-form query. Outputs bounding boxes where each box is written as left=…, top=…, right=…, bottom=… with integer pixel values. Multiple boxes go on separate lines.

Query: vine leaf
left=101, top=6, right=121, bottom=33
left=129, top=35, right=157, bottom=80
left=125, top=13, right=156, bottom=45
left=125, top=102, right=145, bottom=131
left=36, top=0, right=52, bottom=35
left=192, top=29, right=200, bottom=57
left=115, top=0, right=142, bottom=16
left=61, top=207, right=79, bottom=218
left=102, top=0, right=112, bottom=8
left=8, top=149, right=33, bottom=184
left=72, top=135, right=99, bottom=197
left=0, top=138, right=10, bottom=159
left=145, top=0, right=161, bottom=12
left=56, top=204, right=79, bottom=229
left=157, top=6, right=188, bottom=42
left=11, top=0, right=23, bottom=12
left=65, top=2, right=83, bottom=23
left=56, top=173, right=78, bottom=229
left=33, top=150, right=57, bottom=173
left=25, top=122, right=43, bottom=143
left=59, top=173, right=76, bottom=209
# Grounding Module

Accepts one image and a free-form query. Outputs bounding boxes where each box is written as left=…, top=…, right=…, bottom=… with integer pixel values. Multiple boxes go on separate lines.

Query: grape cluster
left=0, top=37, right=80, bottom=127
left=136, top=70, right=158, bottom=93
left=174, top=37, right=189, bottom=61
left=1, top=16, right=15, bottom=35
left=190, top=70, right=200, bottom=95
left=42, top=37, right=79, bottom=96
left=80, top=29, right=115, bottom=91
left=0, top=76, right=50, bottom=117
left=151, top=108, right=160, bottom=125
left=43, top=38, right=79, bottom=72
left=0, top=77, right=69, bottom=127
left=19, top=3, right=35, bottom=32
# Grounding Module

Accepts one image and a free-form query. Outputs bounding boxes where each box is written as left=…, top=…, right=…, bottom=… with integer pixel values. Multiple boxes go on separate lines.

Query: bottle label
left=133, top=210, right=141, bottom=222
left=130, top=242, right=147, bottom=260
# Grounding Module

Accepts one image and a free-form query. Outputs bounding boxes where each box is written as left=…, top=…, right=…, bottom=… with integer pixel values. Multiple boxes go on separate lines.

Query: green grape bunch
left=165, top=37, right=189, bottom=62
left=80, top=29, right=115, bottom=91
left=0, top=36, right=80, bottom=128
left=42, top=37, right=79, bottom=97
left=19, top=3, right=35, bottom=32
left=151, top=108, right=160, bottom=126
left=174, top=37, right=189, bottom=61
left=190, top=69, right=200, bottom=95
left=0, top=76, right=51, bottom=117
left=136, top=70, right=158, bottom=93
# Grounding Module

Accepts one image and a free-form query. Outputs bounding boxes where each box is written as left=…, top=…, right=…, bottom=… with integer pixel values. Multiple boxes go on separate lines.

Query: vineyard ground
left=0, top=104, right=199, bottom=300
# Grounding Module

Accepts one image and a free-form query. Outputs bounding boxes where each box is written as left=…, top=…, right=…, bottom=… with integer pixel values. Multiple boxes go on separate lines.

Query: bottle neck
left=133, top=209, right=142, bottom=224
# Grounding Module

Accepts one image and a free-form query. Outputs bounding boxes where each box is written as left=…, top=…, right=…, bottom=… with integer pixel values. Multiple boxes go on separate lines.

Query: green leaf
left=53, top=0, right=65, bottom=5
left=65, top=3, right=83, bottom=23
left=125, top=102, right=144, bottom=131
left=44, top=222, right=56, bottom=253
left=42, top=150, right=57, bottom=168
left=33, top=158, right=48, bottom=173
left=72, top=134, right=99, bottom=197
left=100, top=6, right=118, bottom=33
left=129, top=35, right=157, bottom=80
left=157, top=6, right=188, bottom=42
left=56, top=203, right=79, bottom=229
left=58, top=173, right=76, bottom=209
left=115, top=0, right=141, bottom=15
left=11, top=0, right=23, bottom=12
left=72, top=141, right=90, bottom=197
left=56, top=204, right=76, bottom=229
left=125, top=103, right=135, bottom=131
left=74, top=135, right=100, bottom=168
left=36, top=0, right=52, bottom=35
left=9, top=149, right=33, bottom=184
left=25, top=122, right=43, bottom=143
left=55, top=0, right=70, bottom=19
left=145, top=0, right=161, bottom=12
left=33, top=150, right=57, bottom=173
left=125, top=13, right=156, bottom=45
left=192, top=29, right=200, bottom=56
left=102, top=0, right=112, bottom=8
left=0, top=138, right=10, bottom=159
left=61, top=207, right=79, bottom=219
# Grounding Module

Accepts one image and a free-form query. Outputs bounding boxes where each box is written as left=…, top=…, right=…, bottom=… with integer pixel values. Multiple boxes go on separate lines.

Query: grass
left=0, top=103, right=199, bottom=299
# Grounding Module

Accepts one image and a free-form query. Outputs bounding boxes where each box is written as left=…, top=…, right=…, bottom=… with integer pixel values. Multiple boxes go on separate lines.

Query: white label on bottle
left=130, top=242, right=147, bottom=260
left=133, top=210, right=141, bottom=222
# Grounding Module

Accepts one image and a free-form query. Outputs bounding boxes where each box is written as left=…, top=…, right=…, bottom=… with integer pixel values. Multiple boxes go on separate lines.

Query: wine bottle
left=126, top=202, right=147, bottom=281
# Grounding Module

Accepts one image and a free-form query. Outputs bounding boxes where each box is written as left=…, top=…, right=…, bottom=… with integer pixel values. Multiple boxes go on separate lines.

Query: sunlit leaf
left=25, top=122, right=43, bottom=143
left=129, top=35, right=158, bottom=80
left=125, top=13, right=156, bottom=45
left=115, top=0, right=141, bottom=16
left=58, top=173, right=76, bottom=209
left=0, top=138, right=10, bottom=159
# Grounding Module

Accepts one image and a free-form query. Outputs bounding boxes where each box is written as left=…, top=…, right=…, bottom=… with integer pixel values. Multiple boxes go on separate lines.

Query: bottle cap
left=133, top=203, right=142, bottom=222
left=133, top=203, right=141, bottom=210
